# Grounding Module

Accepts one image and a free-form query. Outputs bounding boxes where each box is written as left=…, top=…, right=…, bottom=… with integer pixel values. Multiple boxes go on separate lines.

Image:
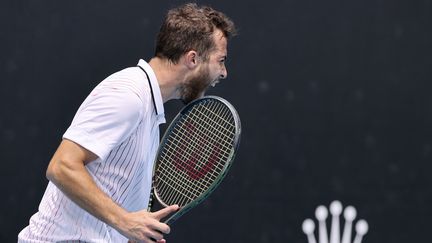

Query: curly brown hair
left=155, top=3, right=237, bottom=63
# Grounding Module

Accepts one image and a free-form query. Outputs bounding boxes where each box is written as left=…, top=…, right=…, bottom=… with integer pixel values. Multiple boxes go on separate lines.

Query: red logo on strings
left=174, top=121, right=221, bottom=180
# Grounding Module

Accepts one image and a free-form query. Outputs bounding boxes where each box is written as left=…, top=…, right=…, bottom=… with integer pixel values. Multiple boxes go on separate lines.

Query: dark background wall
left=1, top=0, right=431, bottom=242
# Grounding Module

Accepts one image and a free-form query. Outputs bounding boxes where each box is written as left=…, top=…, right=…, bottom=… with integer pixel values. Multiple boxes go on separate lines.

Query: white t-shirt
left=18, top=59, right=165, bottom=242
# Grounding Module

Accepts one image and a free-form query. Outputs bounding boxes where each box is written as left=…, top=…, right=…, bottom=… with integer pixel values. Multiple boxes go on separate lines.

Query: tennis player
left=18, top=3, right=236, bottom=243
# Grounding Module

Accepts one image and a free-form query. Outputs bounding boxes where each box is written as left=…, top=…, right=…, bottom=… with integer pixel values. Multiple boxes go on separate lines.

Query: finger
left=151, top=236, right=166, bottom=243
left=143, top=237, right=158, bottom=243
left=151, top=222, right=170, bottom=235
left=152, top=205, right=179, bottom=221
left=147, top=229, right=164, bottom=242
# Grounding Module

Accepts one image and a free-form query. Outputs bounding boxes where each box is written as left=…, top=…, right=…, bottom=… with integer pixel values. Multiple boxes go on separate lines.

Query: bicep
left=56, top=139, right=98, bottom=164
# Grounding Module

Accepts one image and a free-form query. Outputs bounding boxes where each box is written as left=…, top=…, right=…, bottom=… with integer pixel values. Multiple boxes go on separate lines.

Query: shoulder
left=99, top=66, right=153, bottom=107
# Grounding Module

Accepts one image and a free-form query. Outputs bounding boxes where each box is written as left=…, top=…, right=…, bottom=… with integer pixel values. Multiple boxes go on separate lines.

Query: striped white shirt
left=18, top=60, right=165, bottom=242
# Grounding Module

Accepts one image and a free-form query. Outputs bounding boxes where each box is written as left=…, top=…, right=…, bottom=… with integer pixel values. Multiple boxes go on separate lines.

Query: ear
left=184, top=50, right=199, bottom=69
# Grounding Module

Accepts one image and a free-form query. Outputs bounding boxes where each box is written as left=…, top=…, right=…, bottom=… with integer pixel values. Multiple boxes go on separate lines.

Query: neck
left=148, top=57, right=186, bottom=103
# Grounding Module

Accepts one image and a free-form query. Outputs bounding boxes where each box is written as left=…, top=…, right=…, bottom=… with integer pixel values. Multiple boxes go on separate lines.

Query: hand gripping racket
left=148, top=96, right=241, bottom=225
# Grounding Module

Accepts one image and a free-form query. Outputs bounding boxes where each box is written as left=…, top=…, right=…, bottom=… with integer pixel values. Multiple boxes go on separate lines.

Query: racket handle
left=147, top=196, right=154, bottom=211
left=147, top=187, right=156, bottom=211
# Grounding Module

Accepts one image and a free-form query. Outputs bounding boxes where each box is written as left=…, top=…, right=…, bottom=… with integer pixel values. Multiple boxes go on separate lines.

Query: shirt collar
left=137, top=59, right=165, bottom=118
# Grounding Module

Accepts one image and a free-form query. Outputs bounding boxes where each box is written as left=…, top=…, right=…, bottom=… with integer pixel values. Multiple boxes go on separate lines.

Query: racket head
left=150, top=96, right=241, bottom=224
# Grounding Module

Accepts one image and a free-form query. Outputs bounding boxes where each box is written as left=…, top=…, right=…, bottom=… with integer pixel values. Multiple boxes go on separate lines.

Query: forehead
left=211, top=29, right=227, bottom=55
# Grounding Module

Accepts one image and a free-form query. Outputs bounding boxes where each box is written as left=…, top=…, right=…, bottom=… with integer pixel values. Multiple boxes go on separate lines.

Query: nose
left=220, top=66, right=228, bottom=79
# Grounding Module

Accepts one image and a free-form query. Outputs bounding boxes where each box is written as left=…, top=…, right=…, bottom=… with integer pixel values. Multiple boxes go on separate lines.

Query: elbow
left=45, top=140, right=91, bottom=183
left=46, top=156, right=75, bottom=184
left=46, top=159, right=60, bottom=183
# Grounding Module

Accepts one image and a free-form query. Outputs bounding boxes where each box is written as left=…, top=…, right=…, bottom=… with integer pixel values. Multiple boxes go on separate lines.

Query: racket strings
left=157, top=145, right=221, bottom=205
left=185, top=103, right=234, bottom=147
left=199, top=103, right=236, bottom=134
left=157, top=165, right=208, bottom=204
left=168, top=118, right=233, bottom=164
left=160, top=146, right=224, bottom=181
left=159, top=138, right=221, bottom=194
left=162, top=118, right=229, bottom=186
left=155, top=100, right=236, bottom=207
left=159, top=145, right=220, bottom=190
left=171, top=107, right=234, bottom=179
left=188, top=107, right=236, bottom=143
left=168, top=104, right=235, bottom=171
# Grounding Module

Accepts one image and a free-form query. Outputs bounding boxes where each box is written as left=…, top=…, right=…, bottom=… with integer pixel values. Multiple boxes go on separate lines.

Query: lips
left=210, top=79, right=220, bottom=87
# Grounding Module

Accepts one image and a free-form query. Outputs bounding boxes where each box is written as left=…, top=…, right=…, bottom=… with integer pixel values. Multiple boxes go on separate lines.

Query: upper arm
left=57, top=139, right=98, bottom=164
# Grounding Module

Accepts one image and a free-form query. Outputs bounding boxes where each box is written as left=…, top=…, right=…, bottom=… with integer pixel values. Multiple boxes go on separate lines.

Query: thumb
left=152, top=205, right=180, bottom=220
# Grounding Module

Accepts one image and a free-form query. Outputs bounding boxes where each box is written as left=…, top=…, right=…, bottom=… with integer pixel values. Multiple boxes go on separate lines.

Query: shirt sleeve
left=63, top=86, right=144, bottom=161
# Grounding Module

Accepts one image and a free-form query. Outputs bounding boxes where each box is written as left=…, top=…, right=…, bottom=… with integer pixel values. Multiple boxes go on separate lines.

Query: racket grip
left=147, top=196, right=154, bottom=211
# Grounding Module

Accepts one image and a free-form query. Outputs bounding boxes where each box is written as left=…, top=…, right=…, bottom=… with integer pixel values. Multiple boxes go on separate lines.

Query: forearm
left=46, top=141, right=126, bottom=231
left=45, top=140, right=177, bottom=242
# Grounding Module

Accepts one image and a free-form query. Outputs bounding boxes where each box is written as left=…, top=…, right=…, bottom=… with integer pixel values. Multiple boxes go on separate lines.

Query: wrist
left=107, top=206, right=129, bottom=232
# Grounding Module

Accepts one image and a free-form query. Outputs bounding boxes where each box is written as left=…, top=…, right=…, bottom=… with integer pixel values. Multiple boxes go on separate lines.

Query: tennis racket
left=148, top=95, right=241, bottom=225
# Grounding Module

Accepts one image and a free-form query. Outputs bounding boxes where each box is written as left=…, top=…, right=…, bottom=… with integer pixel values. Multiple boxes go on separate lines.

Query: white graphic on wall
left=302, top=200, right=369, bottom=243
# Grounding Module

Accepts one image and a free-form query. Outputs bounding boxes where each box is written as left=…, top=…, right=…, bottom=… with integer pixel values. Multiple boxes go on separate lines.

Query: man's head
left=154, top=3, right=237, bottom=104
left=155, top=3, right=236, bottom=64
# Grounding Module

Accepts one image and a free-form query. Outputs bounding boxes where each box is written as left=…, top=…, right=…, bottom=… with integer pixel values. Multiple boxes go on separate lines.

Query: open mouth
left=210, top=80, right=220, bottom=87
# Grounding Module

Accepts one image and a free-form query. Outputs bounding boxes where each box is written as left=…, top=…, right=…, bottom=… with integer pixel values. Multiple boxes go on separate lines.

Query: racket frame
left=148, top=96, right=241, bottom=225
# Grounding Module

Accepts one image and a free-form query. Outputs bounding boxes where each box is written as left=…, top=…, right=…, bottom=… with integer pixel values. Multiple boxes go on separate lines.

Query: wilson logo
left=174, top=121, right=221, bottom=180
